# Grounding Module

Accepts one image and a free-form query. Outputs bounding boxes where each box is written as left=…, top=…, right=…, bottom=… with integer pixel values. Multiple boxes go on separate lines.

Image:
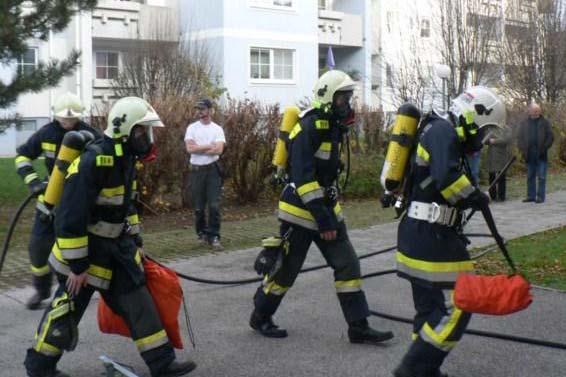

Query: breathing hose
left=0, top=193, right=34, bottom=275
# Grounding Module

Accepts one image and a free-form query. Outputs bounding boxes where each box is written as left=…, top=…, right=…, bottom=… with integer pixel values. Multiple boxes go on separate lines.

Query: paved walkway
left=1, top=193, right=566, bottom=376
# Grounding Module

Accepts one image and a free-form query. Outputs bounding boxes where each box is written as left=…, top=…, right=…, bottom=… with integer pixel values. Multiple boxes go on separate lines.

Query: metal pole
left=442, top=78, right=446, bottom=111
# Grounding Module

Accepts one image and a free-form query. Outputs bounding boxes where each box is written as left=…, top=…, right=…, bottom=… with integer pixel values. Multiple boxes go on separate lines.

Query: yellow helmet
left=53, top=92, right=84, bottom=118
left=104, top=97, right=164, bottom=139
left=313, top=70, right=356, bottom=107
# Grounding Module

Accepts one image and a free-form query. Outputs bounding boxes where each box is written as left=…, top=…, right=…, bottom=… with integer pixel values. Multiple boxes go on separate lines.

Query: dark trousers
left=488, top=171, right=506, bottom=201
left=526, top=159, right=548, bottom=201
left=24, top=276, right=174, bottom=377
left=398, top=282, right=471, bottom=374
left=190, top=165, right=222, bottom=239
left=29, top=210, right=55, bottom=294
left=253, top=222, right=370, bottom=325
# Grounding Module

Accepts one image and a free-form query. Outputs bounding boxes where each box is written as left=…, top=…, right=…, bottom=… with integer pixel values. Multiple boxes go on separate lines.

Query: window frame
left=249, top=46, right=296, bottom=85
left=420, top=18, right=431, bottom=38
left=94, top=50, right=120, bottom=80
left=17, top=47, right=38, bottom=75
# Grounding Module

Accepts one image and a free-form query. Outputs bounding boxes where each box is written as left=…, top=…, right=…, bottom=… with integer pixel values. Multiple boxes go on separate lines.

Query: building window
left=318, top=0, right=328, bottom=10
left=18, top=48, right=37, bottom=75
left=250, top=0, right=293, bottom=9
left=250, top=47, right=294, bottom=82
left=16, top=120, right=37, bottom=132
left=420, top=19, right=431, bottom=38
left=386, top=64, right=393, bottom=87
left=95, top=51, right=119, bottom=80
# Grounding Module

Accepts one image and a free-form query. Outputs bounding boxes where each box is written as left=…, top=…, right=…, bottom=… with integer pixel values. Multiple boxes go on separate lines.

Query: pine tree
left=0, top=0, right=98, bottom=108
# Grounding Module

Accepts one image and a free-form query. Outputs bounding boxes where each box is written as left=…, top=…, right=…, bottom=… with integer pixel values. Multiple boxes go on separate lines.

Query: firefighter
left=23, top=97, right=196, bottom=377
left=393, top=86, right=505, bottom=377
left=15, top=92, right=100, bottom=310
left=249, top=70, right=394, bottom=345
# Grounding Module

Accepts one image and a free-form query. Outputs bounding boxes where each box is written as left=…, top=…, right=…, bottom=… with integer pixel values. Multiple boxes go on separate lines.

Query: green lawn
left=475, top=226, right=566, bottom=290
left=0, top=157, right=47, bottom=206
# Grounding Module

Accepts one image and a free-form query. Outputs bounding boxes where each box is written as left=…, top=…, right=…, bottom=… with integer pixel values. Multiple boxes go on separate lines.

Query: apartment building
left=0, top=0, right=179, bottom=155
left=183, top=0, right=372, bottom=108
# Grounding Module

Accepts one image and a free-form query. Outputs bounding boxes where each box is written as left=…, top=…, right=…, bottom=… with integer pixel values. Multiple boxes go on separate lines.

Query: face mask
left=128, top=125, right=153, bottom=158
left=331, top=90, right=353, bottom=119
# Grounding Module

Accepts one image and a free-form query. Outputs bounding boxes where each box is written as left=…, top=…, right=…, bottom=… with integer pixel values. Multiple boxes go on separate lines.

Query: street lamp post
left=434, top=64, right=451, bottom=112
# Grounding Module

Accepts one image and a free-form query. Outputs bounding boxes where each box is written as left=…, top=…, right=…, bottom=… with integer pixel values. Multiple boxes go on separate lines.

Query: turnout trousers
left=253, top=221, right=370, bottom=325
left=28, top=209, right=55, bottom=296
left=24, top=243, right=175, bottom=377
left=399, top=282, right=472, bottom=375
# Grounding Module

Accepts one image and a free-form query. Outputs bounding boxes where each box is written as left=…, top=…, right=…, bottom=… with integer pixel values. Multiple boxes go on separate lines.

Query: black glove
left=28, top=180, right=47, bottom=197
left=253, top=237, right=285, bottom=276
left=133, top=234, right=143, bottom=248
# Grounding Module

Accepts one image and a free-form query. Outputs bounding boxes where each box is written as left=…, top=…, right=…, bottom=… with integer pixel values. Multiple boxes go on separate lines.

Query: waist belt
left=407, top=201, right=460, bottom=226
left=190, top=163, right=215, bottom=171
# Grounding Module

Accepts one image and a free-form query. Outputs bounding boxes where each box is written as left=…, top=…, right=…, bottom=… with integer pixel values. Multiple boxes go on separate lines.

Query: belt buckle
left=429, top=202, right=441, bottom=223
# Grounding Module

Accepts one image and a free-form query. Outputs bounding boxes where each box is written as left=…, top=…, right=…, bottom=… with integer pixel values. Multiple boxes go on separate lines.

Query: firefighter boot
left=393, top=338, right=449, bottom=377
left=24, top=348, right=68, bottom=377
left=26, top=275, right=52, bottom=310
left=348, top=318, right=394, bottom=344
left=249, top=311, right=288, bottom=338
left=155, top=359, right=197, bottom=377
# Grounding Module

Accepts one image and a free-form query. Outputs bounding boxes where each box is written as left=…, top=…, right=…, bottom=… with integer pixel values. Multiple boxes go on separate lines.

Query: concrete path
left=1, top=193, right=566, bottom=377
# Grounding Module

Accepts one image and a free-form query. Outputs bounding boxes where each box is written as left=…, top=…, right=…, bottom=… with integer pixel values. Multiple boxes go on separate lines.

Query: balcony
left=92, top=0, right=178, bottom=42
left=318, top=10, right=363, bottom=47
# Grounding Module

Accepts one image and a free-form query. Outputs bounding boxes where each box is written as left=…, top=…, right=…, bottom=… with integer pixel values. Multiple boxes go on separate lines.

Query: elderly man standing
left=485, top=125, right=512, bottom=202
left=517, top=103, right=554, bottom=203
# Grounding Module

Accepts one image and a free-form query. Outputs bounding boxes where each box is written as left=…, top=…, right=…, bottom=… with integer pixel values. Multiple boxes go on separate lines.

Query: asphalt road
left=1, top=193, right=566, bottom=377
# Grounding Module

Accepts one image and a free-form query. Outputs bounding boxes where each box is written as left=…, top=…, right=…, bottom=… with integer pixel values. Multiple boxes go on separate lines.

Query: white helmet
left=104, top=97, right=164, bottom=139
left=53, top=92, right=84, bottom=119
left=313, top=70, right=356, bottom=107
left=450, top=86, right=506, bottom=129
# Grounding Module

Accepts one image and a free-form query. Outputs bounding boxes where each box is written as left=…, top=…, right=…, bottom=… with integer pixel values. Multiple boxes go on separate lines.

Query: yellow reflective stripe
left=135, top=329, right=168, bottom=351
left=455, top=126, right=465, bottom=141
left=262, top=237, right=282, bottom=248
left=315, top=119, right=329, bottom=129
left=412, top=333, right=418, bottom=341
left=421, top=306, right=463, bottom=350
left=132, top=180, right=138, bottom=190
left=15, top=155, right=33, bottom=169
left=66, top=157, right=80, bottom=178
left=35, top=341, right=62, bottom=357
left=318, top=142, right=332, bottom=152
left=135, top=249, right=142, bottom=265
left=396, top=251, right=474, bottom=273
left=289, top=123, right=302, bottom=140
left=417, top=144, right=430, bottom=162
left=297, top=181, right=322, bottom=196
left=89, top=264, right=112, bottom=280
left=41, top=142, right=56, bottom=152
left=100, top=185, right=125, bottom=197
left=24, top=172, right=39, bottom=184
left=263, top=280, right=289, bottom=296
left=31, top=264, right=51, bottom=276
left=440, top=175, right=473, bottom=202
left=279, top=202, right=343, bottom=221
left=127, top=214, right=140, bottom=225
left=15, top=155, right=32, bottom=163
left=279, top=202, right=315, bottom=221
left=335, top=279, right=362, bottom=293
left=57, top=236, right=88, bottom=249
